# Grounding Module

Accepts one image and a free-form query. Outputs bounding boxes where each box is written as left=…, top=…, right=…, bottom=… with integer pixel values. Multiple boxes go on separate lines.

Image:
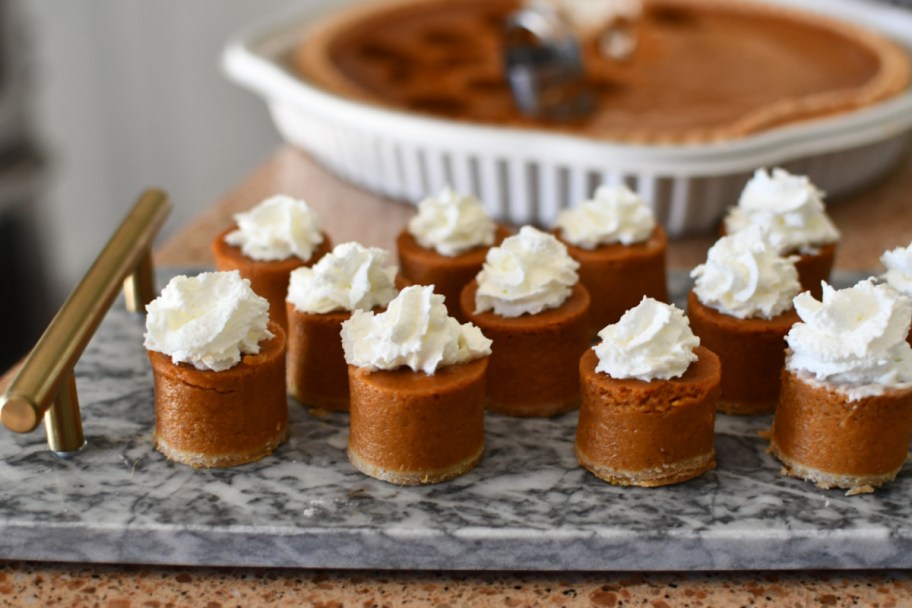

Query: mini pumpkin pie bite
left=286, top=242, right=398, bottom=412
left=770, top=280, right=912, bottom=495
left=688, top=225, right=801, bottom=415
left=723, top=168, right=839, bottom=299
left=576, top=297, right=721, bottom=487
left=212, top=194, right=332, bottom=331
left=881, top=240, right=912, bottom=346
left=144, top=271, right=288, bottom=468
left=460, top=226, right=591, bottom=417
left=397, top=187, right=509, bottom=321
left=341, top=285, right=492, bottom=485
left=554, top=184, right=668, bottom=335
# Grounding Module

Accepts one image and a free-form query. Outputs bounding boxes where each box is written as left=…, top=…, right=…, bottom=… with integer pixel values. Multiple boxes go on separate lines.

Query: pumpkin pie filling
left=347, top=357, right=487, bottom=484
left=576, top=346, right=720, bottom=486
left=212, top=227, right=333, bottom=330
left=149, top=323, right=289, bottom=468
left=460, top=280, right=591, bottom=417
left=687, top=291, right=798, bottom=415
left=558, top=225, right=668, bottom=334
left=771, top=369, right=912, bottom=493
left=285, top=306, right=353, bottom=412
left=396, top=225, right=511, bottom=321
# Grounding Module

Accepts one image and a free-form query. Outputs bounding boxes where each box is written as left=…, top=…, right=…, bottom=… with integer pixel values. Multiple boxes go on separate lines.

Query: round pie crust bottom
left=156, top=427, right=289, bottom=469
left=575, top=346, right=720, bottom=487
left=576, top=448, right=716, bottom=488
left=348, top=443, right=484, bottom=486
left=770, top=368, right=912, bottom=494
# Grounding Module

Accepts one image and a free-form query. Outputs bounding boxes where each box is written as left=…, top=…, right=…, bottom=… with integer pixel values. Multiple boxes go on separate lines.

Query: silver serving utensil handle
left=504, top=6, right=594, bottom=120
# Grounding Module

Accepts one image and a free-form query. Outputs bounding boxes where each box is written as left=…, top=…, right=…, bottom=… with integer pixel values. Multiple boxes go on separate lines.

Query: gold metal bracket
left=0, top=189, right=171, bottom=453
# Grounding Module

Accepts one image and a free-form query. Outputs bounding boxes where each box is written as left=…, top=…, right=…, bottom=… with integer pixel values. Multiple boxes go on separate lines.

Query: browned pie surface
left=295, top=0, right=910, bottom=143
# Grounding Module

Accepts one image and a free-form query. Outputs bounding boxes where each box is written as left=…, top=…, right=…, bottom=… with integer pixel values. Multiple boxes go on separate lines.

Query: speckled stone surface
left=2, top=270, right=909, bottom=572
left=2, top=562, right=912, bottom=607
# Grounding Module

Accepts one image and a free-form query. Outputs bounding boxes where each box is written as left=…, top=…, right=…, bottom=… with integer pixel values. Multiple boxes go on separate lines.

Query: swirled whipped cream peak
left=691, top=225, right=801, bottom=319
left=287, top=242, right=397, bottom=315
left=341, top=285, right=492, bottom=375
left=144, top=270, right=273, bottom=372
left=474, top=226, right=580, bottom=318
left=786, top=280, right=912, bottom=399
left=594, top=297, right=699, bottom=381
left=724, top=168, right=840, bottom=254
left=407, top=186, right=496, bottom=256
left=881, top=241, right=912, bottom=298
left=555, top=184, right=655, bottom=249
left=225, top=194, right=324, bottom=262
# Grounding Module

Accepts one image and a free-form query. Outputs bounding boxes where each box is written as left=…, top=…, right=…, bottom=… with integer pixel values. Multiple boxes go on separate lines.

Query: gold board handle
left=0, top=189, right=171, bottom=453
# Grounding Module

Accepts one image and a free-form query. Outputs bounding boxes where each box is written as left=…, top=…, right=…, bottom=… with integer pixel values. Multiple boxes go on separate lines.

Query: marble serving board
left=2, top=269, right=910, bottom=571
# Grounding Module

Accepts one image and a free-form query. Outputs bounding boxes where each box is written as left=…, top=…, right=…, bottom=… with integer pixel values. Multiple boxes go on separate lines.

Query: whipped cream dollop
left=408, top=187, right=496, bottom=256
left=691, top=225, right=801, bottom=319
left=287, top=242, right=398, bottom=315
left=225, top=194, right=324, bottom=261
left=881, top=241, right=912, bottom=298
left=594, top=297, right=699, bottom=381
left=786, top=280, right=912, bottom=399
left=555, top=184, right=655, bottom=249
left=724, top=168, right=840, bottom=254
left=341, top=285, right=492, bottom=375
left=144, top=271, right=273, bottom=372
left=474, top=226, right=580, bottom=317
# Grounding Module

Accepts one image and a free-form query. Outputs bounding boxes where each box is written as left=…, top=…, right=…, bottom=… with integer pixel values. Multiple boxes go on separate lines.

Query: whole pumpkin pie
left=341, top=285, right=492, bottom=484
left=723, top=168, right=839, bottom=299
left=687, top=226, right=802, bottom=415
left=144, top=271, right=288, bottom=468
left=212, top=194, right=332, bottom=331
left=285, top=242, right=398, bottom=412
left=770, top=280, right=912, bottom=494
left=459, top=226, right=590, bottom=417
left=576, top=298, right=720, bottom=486
left=294, top=0, right=910, bottom=144
left=554, top=185, right=667, bottom=334
left=396, top=187, right=509, bottom=321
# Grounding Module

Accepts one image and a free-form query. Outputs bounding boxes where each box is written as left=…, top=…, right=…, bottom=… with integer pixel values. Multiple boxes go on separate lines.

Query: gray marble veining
left=2, top=270, right=910, bottom=570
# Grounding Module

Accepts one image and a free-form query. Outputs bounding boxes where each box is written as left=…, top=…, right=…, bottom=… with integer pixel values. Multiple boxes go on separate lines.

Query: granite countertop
left=3, top=146, right=912, bottom=607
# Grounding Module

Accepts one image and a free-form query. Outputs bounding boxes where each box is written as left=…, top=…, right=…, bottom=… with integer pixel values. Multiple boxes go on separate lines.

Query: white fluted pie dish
left=222, top=0, right=912, bottom=237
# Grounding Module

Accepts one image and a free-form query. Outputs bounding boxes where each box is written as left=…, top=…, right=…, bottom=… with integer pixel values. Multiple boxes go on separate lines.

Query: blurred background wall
left=2, top=0, right=331, bottom=367
left=21, top=0, right=304, bottom=294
